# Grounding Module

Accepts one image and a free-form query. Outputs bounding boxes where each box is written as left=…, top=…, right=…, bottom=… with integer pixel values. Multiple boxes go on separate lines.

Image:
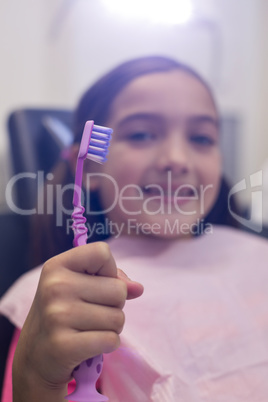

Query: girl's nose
left=156, top=132, right=191, bottom=174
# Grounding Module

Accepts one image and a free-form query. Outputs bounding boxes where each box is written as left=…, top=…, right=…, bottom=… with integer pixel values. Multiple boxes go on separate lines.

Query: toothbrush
left=66, top=120, right=112, bottom=401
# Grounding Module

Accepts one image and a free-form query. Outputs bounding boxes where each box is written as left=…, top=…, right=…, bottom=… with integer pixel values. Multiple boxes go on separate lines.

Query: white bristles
left=87, top=124, right=112, bottom=164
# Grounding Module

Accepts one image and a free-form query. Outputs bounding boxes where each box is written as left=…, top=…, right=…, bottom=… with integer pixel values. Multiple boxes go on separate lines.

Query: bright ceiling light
left=102, top=0, right=193, bottom=25
left=151, top=0, right=193, bottom=25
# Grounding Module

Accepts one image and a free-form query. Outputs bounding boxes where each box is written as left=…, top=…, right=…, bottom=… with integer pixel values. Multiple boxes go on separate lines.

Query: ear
left=67, top=144, right=102, bottom=192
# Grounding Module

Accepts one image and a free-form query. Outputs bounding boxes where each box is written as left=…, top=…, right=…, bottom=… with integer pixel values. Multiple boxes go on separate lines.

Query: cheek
left=198, top=151, right=222, bottom=183
left=103, top=163, right=138, bottom=190
left=98, top=158, right=143, bottom=211
left=197, top=153, right=222, bottom=206
left=203, top=164, right=221, bottom=187
left=104, top=146, right=150, bottom=187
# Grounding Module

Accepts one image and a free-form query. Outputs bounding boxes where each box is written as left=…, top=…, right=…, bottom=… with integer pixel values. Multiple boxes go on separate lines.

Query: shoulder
left=211, top=225, right=268, bottom=250
left=202, top=225, right=268, bottom=272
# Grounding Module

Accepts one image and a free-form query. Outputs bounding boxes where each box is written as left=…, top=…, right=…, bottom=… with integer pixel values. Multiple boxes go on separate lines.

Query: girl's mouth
left=142, top=184, right=197, bottom=206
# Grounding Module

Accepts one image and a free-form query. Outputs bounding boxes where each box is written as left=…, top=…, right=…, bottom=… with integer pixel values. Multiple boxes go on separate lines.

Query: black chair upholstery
left=8, top=108, right=73, bottom=211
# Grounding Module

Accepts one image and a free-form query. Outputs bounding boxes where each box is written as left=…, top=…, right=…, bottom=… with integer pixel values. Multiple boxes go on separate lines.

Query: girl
left=1, top=56, right=268, bottom=402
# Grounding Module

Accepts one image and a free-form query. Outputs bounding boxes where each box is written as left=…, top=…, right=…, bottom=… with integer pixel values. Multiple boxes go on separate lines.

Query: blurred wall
left=0, top=0, right=267, bottom=209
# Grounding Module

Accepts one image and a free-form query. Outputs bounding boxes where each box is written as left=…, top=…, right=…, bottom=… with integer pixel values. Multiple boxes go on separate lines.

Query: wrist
left=12, top=349, right=68, bottom=402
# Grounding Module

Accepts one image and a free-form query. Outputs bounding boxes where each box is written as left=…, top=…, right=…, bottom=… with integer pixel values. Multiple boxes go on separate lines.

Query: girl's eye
left=190, top=134, right=216, bottom=146
left=127, top=132, right=156, bottom=143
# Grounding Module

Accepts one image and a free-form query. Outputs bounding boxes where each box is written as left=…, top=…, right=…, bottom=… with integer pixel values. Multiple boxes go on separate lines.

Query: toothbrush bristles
left=87, top=124, right=112, bottom=164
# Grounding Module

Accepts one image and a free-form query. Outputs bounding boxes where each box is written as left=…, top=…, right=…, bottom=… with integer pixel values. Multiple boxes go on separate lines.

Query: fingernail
left=117, top=269, right=132, bottom=281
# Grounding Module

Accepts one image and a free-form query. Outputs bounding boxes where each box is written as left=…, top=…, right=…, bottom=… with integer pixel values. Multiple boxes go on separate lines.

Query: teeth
left=142, top=187, right=162, bottom=196
left=177, top=188, right=193, bottom=196
left=142, top=186, right=194, bottom=197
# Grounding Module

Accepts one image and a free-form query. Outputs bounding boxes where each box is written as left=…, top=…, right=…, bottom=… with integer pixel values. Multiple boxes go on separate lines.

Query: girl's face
left=89, top=70, right=221, bottom=239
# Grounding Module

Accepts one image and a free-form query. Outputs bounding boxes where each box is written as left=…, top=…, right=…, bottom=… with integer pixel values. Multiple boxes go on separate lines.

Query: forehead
left=108, top=70, right=218, bottom=123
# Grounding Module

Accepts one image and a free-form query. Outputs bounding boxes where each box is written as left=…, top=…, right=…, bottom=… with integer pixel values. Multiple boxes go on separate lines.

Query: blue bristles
left=87, top=124, right=113, bottom=164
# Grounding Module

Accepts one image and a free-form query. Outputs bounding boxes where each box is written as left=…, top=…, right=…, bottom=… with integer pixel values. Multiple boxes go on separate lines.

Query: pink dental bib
left=1, top=226, right=268, bottom=401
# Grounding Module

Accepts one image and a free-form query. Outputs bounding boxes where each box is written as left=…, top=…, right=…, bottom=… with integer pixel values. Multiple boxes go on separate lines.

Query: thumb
left=117, top=268, right=144, bottom=300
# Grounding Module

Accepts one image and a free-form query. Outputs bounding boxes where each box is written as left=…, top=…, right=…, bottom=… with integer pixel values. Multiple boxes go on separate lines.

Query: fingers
left=117, top=269, right=144, bottom=300
left=45, top=301, right=125, bottom=333
left=40, top=267, right=128, bottom=310
left=48, top=241, right=117, bottom=278
left=75, top=331, right=120, bottom=356
left=49, top=330, right=121, bottom=366
left=41, top=243, right=143, bottom=307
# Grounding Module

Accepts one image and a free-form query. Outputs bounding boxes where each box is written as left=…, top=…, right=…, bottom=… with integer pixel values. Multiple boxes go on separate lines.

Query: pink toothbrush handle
left=66, top=355, right=108, bottom=402
left=67, top=120, right=112, bottom=401
left=72, top=205, right=88, bottom=247
left=66, top=207, right=108, bottom=401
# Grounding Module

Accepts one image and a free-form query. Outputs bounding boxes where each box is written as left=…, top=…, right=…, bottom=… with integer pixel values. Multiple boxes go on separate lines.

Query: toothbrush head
left=72, top=120, right=113, bottom=231
left=78, top=120, right=113, bottom=164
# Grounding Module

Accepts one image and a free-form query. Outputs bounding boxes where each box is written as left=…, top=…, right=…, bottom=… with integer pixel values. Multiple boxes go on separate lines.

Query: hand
left=13, top=242, right=143, bottom=401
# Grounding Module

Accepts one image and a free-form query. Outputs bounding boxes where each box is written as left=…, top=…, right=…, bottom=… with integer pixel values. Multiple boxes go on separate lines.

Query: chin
left=126, top=213, right=208, bottom=240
